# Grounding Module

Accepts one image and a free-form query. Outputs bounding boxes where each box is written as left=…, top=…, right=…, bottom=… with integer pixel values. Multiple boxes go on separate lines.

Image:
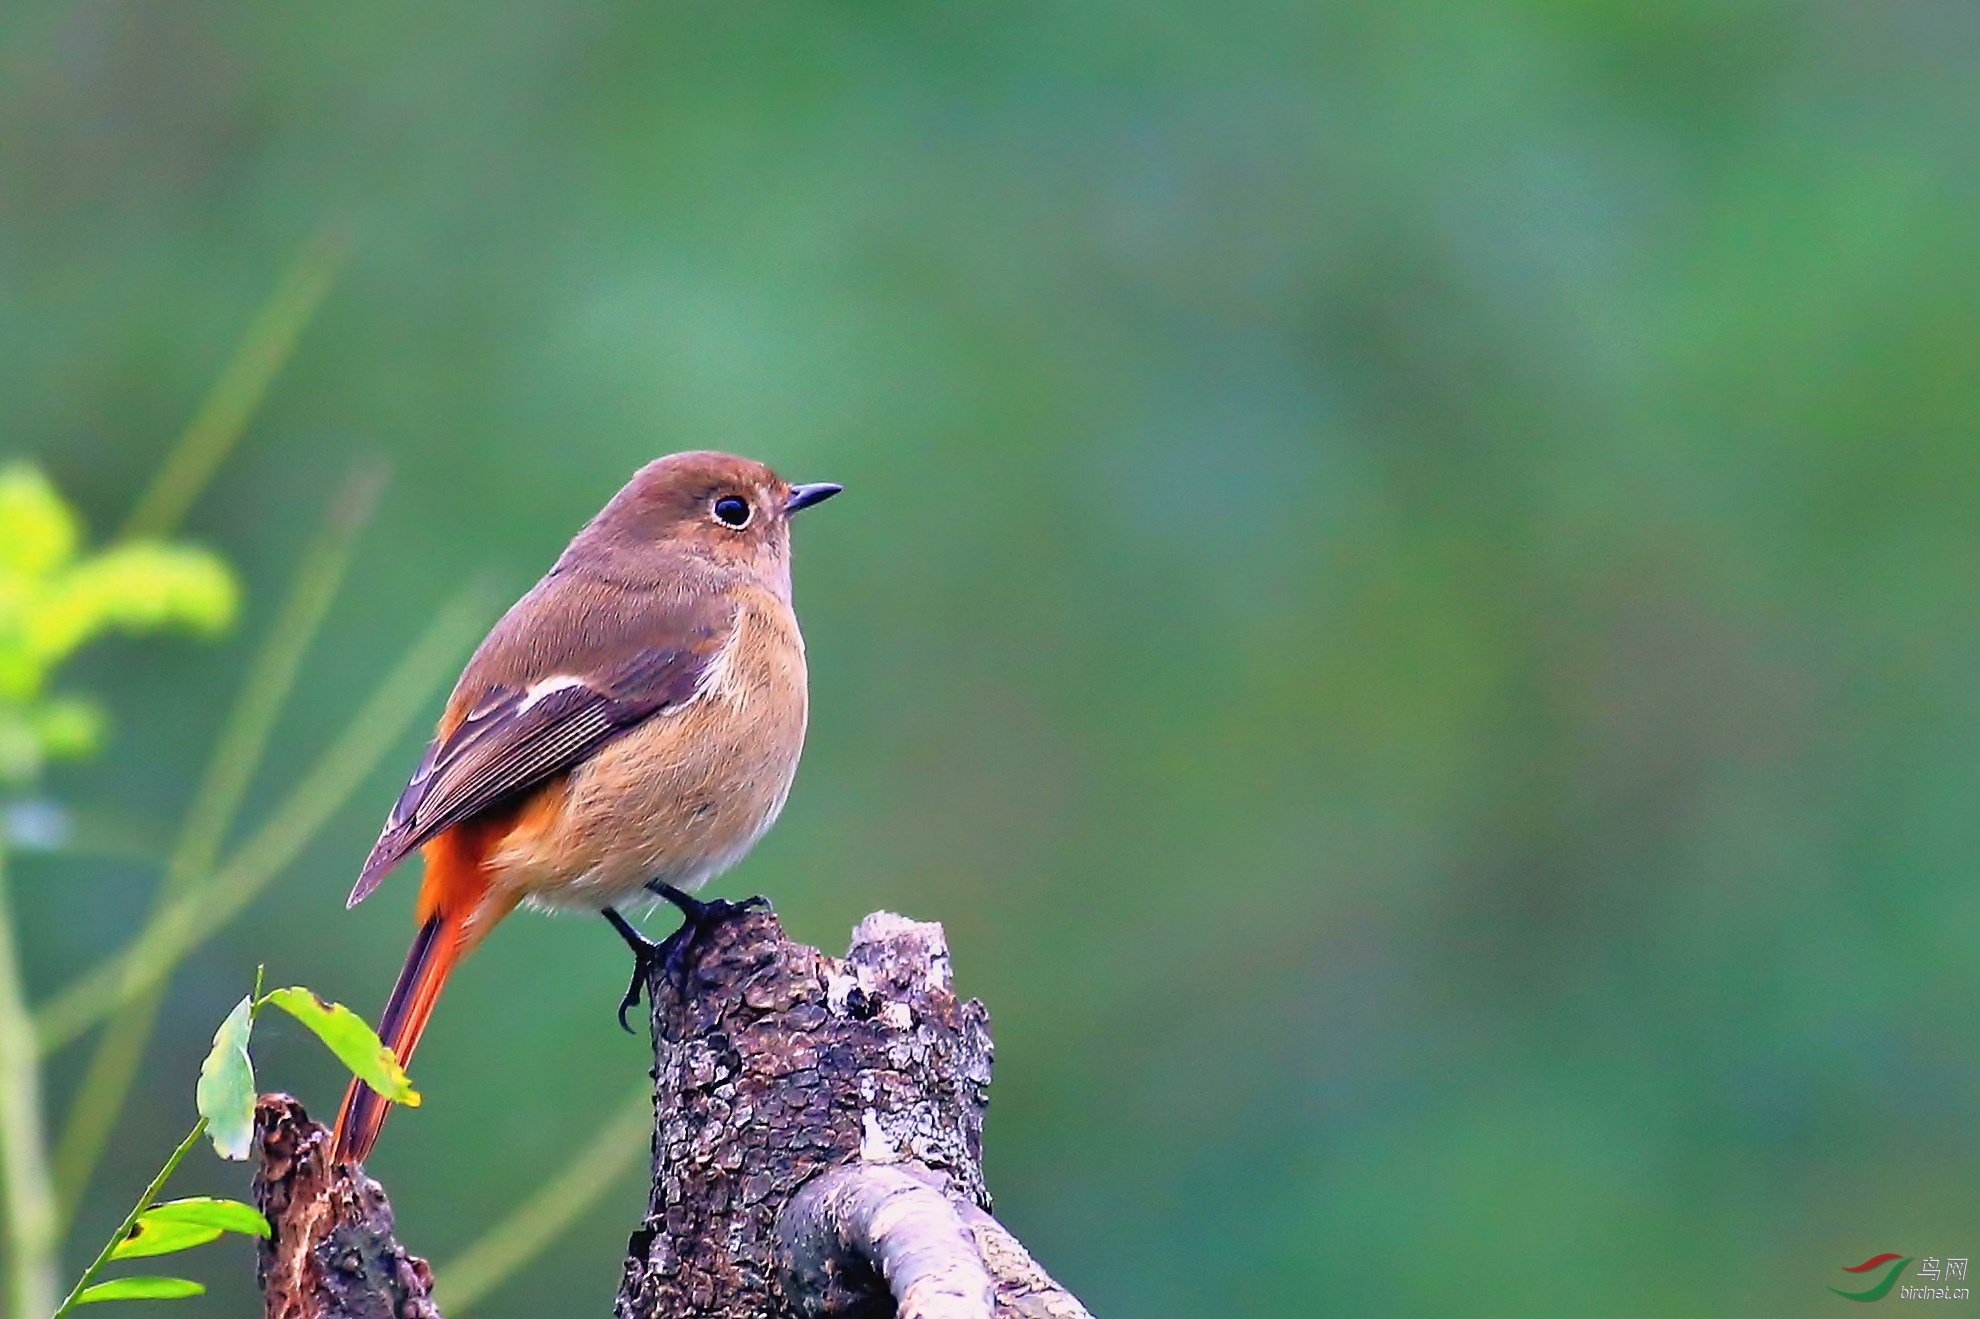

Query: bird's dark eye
left=712, top=495, right=752, bottom=528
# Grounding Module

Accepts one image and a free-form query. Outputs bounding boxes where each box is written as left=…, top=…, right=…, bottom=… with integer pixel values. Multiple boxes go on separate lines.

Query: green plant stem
left=50, top=1119, right=206, bottom=1319
left=52, top=471, right=381, bottom=1223
left=0, top=843, right=60, bottom=1319
left=432, top=1086, right=653, bottom=1316
left=119, top=229, right=348, bottom=541
left=33, top=587, right=491, bottom=1053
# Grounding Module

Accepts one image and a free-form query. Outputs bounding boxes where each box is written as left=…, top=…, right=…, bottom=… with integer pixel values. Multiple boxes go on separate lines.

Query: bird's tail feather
left=331, top=910, right=461, bottom=1164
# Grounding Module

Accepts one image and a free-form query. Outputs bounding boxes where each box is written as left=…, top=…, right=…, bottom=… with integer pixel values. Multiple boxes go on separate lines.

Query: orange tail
left=332, top=825, right=512, bottom=1164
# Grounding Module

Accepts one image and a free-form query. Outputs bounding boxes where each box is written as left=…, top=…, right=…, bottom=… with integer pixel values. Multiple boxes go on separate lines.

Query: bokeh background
left=5, top=1, right=1979, bottom=1314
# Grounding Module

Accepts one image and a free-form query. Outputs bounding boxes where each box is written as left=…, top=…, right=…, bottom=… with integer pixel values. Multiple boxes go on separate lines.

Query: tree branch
left=778, top=1163, right=995, bottom=1318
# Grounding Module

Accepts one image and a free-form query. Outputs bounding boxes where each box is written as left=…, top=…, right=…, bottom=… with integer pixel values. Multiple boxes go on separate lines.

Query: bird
left=330, top=451, right=841, bottom=1165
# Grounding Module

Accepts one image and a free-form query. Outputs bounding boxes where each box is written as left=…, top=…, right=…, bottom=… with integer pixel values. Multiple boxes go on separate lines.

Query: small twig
left=954, top=1205, right=1094, bottom=1319
left=778, top=1164, right=995, bottom=1319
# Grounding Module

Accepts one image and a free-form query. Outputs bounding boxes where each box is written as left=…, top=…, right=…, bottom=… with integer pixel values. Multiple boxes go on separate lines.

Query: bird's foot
left=604, top=889, right=771, bottom=1034
left=645, top=882, right=771, bottom=982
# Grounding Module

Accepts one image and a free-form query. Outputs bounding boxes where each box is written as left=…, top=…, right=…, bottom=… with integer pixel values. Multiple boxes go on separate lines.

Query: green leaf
left=109, top=1220, right=222, bottom=1261
left=75, top=1275, right=206, bottom=1303
left=141, top=1196, right=271, bottom=1238
left=0, top=463, right=80, bottom=577
left=55, top=542, right=239, bottom=642
left=195, top=995, right=256, bottom=1160
left=262, top=986, right=419, bottom=1105
left=110, top=1197, right=272, bottom=1260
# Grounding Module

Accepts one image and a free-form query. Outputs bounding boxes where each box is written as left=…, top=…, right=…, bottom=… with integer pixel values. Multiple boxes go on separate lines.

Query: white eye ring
left=712, top=495, right=752, bottom=528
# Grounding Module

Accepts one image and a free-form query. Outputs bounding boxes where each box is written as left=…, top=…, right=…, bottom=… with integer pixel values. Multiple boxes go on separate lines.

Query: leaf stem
left=50, top=1119, right=208, bottom=1319
left=0, top=841, right=60, bottom=1318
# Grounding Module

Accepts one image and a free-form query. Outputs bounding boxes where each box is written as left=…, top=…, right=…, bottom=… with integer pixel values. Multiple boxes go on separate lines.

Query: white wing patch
left=517, top=674, right=587, bottom=713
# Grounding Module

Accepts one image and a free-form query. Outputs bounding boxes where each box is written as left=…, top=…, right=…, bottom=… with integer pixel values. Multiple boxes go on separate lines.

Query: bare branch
left=777, top=1163, right=994, bottom=1318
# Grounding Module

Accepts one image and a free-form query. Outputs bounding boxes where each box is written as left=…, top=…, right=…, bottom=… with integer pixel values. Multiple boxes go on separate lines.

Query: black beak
left=784, top=482, right=843, bottom=514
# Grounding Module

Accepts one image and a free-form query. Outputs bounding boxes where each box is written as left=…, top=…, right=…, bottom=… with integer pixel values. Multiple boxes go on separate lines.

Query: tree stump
left=251, top=1094, right=439, bottom=1319
left=617, top=908, right=1086, bottom=1318
left=249, top=912, right=1089, bottom=1318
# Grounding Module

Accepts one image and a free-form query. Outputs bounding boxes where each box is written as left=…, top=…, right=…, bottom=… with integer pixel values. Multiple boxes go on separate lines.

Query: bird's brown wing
left=347, top=587, right=736, bottom=907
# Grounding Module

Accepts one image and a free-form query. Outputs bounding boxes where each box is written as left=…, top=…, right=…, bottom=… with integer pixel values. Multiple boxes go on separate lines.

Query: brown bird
left=331, top=451, right=840, bottom=1164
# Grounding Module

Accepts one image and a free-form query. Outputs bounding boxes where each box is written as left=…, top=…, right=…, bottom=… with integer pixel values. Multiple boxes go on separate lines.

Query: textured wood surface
left=616, top=909, right=1089, bottom=1319
left=251, top=1094, right=439, bottom=1319
left=246, top=912, right=1088, bottom=1317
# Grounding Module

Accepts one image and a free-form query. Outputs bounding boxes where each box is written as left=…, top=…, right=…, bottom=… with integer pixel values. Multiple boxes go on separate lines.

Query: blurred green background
left=4, top=1, right=1978, bottom=1314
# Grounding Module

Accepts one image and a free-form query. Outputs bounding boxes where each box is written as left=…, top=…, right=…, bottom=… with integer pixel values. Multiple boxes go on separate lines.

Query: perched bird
left=331, top=452, right=840, bottom=1164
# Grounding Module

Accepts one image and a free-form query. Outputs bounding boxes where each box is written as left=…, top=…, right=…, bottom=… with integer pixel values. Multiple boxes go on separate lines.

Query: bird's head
left=575, top=451, right=841, bottom=596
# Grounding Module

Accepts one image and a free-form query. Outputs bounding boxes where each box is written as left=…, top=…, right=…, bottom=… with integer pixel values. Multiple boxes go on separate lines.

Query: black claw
left=603, top=907, right=674, bottom=1034
left=617, top=974, right=644, bottom=1034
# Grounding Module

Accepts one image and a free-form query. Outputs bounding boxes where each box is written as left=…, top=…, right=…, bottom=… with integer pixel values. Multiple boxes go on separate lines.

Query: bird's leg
left=606, top=888, right=771, bottom=1032
left=602, top=906, right=670, bottom=1034
left=644, top=880, right=771, bottom=982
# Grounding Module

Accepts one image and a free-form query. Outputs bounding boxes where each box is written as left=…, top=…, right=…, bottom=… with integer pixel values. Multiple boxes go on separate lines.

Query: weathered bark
left=246, top=912, right=1089, bottom=1318
left=953, top=1203, right=1093, bottom=1319
left=251, top=1094, right=441, bottom=1319
left=615, top=909, right=1090, bottom=1319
